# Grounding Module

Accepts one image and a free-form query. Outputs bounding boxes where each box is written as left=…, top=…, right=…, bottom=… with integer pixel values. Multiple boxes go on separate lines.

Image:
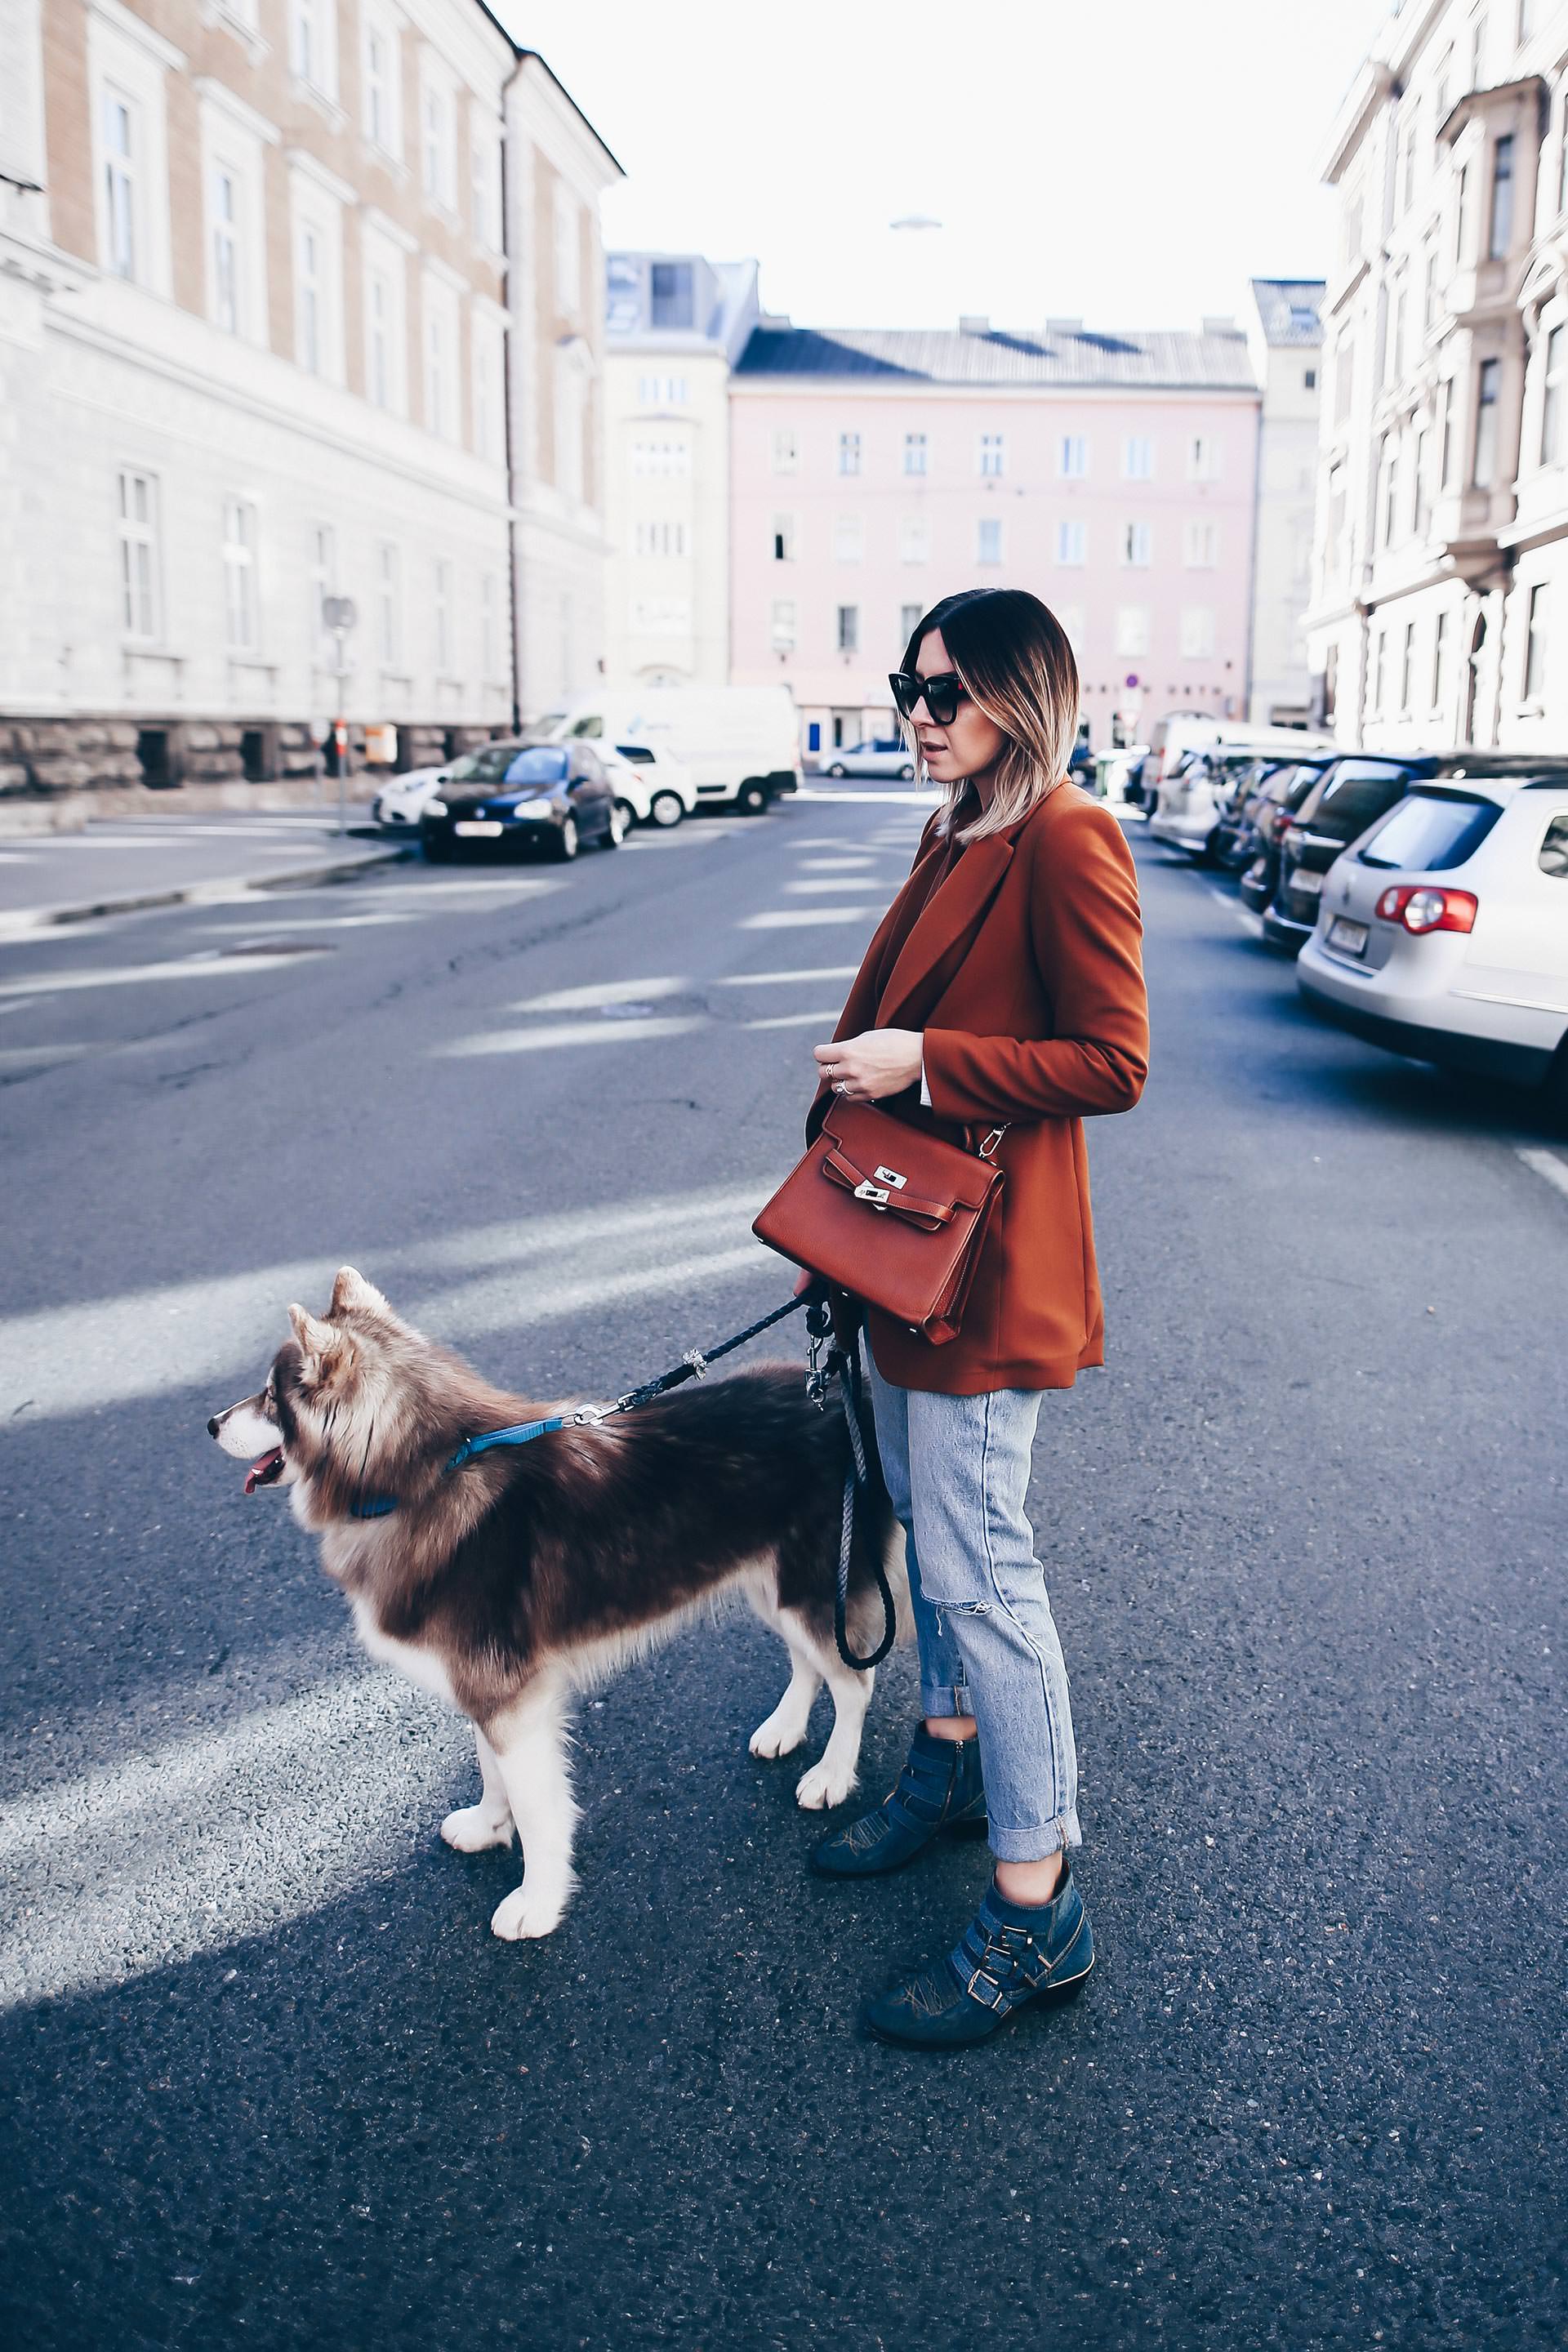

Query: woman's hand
left=813, top=1028, right=924, bottom=1102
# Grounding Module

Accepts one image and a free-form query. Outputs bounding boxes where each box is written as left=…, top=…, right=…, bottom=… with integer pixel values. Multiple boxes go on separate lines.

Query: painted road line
left=1517, top=1146, right=1568, bottom=1201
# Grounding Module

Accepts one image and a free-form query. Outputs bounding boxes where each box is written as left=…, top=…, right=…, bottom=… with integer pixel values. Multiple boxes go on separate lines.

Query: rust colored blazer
left=804, top=782, right=1148, bottom=1395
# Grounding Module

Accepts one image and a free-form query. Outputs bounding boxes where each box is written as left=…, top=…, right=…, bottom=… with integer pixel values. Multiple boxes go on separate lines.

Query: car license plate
left=1292, top=868, right=1324, bottom=895
left=454, top=820, right=504, bottom=837
left=1327, top=915, right=1369, bottom=956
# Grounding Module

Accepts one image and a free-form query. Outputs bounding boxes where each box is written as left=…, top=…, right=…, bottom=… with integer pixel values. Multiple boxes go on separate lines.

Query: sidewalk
left=0, top=810, right=408, bottom=941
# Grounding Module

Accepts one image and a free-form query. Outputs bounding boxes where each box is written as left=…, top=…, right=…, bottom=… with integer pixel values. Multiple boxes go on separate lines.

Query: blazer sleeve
left=921, top=801, right=1148, bottom=1122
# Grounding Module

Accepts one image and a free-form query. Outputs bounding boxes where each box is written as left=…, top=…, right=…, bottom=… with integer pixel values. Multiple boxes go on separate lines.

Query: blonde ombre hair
left=899, top=588, right=1081, bottom=844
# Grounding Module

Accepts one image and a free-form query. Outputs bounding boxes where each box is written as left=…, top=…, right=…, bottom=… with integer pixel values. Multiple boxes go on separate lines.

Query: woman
left=797, top=587, right=1148, bottom=2047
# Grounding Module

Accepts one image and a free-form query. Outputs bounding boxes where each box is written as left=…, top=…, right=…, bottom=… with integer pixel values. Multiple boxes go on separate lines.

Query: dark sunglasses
left=889, top=669, right=966, bottom=727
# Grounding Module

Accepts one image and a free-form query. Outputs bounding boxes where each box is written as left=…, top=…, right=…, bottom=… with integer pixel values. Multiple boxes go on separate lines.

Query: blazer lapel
left=874, top=830, right=1019, bottom=1031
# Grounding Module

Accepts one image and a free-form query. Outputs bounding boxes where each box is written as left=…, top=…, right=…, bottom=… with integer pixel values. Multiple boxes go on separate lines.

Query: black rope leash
left=805, top=1297, right=898, bottom=1671
left=601, top=1293, right=809, bottom=1417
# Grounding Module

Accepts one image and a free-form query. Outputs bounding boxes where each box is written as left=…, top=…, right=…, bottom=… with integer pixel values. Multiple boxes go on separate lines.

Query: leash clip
left=681, top=1348, right=709, bottom=1379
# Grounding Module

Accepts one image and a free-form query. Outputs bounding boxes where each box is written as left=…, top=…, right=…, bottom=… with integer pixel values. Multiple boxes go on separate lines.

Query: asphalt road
left=1, top=792, right=1564, bottom=2352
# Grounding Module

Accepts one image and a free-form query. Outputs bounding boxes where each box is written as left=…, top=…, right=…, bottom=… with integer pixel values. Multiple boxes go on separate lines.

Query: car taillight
left=1374, top=884, right=1478, bottom=934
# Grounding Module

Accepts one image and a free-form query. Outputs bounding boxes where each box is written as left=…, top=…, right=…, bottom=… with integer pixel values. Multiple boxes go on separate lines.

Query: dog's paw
left=748, top=1710, right=809, bottom=1761
left=440, top=1804, right=514, bottom=1854
left=795, top=1759, right=857, bottom=1811
left=490, top=1883, right=569, bottom=1940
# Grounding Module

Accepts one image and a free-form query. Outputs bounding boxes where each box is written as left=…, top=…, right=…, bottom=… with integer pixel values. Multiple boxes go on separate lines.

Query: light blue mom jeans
left=863, top=1347, right=1082, bottom=1863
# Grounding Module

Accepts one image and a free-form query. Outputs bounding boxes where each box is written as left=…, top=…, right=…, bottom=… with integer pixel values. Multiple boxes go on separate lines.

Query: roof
left=732, top=323, right=1258, bottom=390
left=1249, top=278, right=1325, bottom=348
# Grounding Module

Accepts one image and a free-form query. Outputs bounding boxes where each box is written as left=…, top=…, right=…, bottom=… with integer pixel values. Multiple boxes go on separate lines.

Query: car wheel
left=422, top=833, right=452, bottom=864
left=898, top=764, right=915, bottom=780
left=555, top=815, right=579, bottom=862
left=613, top=797, right=639, bottom=835
left=737, top=780, right=770, bottom=814
left=1542, top=1040, right=1568, bottom=1137
left=648, top=790, right=684, bottom=829
left=827, top=763, right=848, bottom=778
left=603, top=804, right=627, bottom=849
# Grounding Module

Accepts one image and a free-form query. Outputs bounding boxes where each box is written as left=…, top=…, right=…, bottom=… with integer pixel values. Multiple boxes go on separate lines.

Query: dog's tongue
left=244, top=1448, right=284, bottom=1496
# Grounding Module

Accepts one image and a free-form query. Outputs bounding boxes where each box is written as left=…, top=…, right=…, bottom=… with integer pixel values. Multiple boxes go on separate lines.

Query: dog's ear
left=287, top=1303, right=341, bottom=1376
left=329, top=1266, right=390, bottom=1320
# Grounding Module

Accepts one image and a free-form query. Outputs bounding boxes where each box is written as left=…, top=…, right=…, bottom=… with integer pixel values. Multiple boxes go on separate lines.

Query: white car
left=822, top=739, right=916, bottom=780
left=596, top=741, right=698, bottom=828
left=373, top=764, right=450, bottom=832
left=1297, top=756, right=1568, bottom=1118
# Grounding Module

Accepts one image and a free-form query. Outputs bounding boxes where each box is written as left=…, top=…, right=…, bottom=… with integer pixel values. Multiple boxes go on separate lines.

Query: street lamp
left=322, top=594, right=357, bottom=836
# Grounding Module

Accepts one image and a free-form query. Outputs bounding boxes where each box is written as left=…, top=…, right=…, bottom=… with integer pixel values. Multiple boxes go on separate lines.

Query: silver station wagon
left=1298, top=756, right=1568, bottom=1118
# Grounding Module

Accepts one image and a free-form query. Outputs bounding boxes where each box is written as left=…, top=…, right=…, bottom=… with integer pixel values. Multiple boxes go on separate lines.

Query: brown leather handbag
left=753, top=1098, right=1008, bottom=1346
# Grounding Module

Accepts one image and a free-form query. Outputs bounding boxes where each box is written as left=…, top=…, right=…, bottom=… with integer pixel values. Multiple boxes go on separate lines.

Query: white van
left=542, top=688, right=802, bottom=813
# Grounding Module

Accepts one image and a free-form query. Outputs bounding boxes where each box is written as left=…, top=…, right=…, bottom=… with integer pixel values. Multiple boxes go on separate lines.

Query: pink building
left=728, top=317, right=1261, bottom=756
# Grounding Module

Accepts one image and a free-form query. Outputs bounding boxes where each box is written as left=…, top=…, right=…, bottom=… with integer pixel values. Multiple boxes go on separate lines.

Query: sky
left=496, top=0, right=1392, bottom=332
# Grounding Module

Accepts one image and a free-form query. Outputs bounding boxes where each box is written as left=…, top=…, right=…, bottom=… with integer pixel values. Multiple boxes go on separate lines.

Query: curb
left=0, top=844, right=413, bottom=942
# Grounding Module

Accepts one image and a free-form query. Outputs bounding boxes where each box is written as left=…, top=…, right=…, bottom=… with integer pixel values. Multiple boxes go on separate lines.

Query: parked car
left=1149, top=749, right=1262, bottom=858
left=373, top=764, right=450, bottom=833
left=1262, top=755, right=1442, bottom=952
left=1235, top=759, right=1338, bottom=903
left=1136, top=715, right=1334, bottom=817
left=1298, top=757, right=1568, bottom=1117
left=1209, top=757, right=1292, bottom=871
left=596, top=741, right=697, bottom=829
left=823, top=739, right=917, bottom=780
left=420, top=742, right=621, bottom=862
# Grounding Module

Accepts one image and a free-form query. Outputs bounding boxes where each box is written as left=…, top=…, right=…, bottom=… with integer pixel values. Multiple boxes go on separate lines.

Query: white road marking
left=507, top=976, right=687, bottom=1013
left=782, top=879, right=887, bottom=894
left=744, top=1009, right=843, bottom=1030
left=0, top=952, right=324, bottom=997
left=738, top=908, right=882, bottom=929
left=1517, top=1146, right=1568, bottom=1201
left=0, top=1044, right=88, bottom=1070
left=717, top=965, right=858, bottom=987
left=435, top=1013, right=703, bottom=1057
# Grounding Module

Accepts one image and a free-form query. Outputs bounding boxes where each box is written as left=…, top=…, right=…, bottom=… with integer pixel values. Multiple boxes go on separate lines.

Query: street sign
left=323, top=595, right=358, bottom=632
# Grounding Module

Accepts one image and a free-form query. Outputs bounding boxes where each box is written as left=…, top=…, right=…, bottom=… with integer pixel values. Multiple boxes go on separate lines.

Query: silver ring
left=834, top=1080, right=849, bottom=1095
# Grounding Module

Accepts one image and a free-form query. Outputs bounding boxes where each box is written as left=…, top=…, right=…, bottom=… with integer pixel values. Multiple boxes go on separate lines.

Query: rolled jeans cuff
left=920, top=1677, right=974, bottom=1719
left=987, top=1808, right=1083, bottom=1863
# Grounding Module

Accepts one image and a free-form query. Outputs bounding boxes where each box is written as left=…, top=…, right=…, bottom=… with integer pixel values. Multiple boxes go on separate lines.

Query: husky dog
left=208, top=1267, right=904, bottom=1940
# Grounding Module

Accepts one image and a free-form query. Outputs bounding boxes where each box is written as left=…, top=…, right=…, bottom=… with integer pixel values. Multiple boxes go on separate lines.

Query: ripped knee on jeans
left=932, top=1599, right=991, bottom=1636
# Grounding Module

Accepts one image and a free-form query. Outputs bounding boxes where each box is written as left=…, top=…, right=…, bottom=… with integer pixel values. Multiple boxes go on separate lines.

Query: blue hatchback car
left=421, top=742, right=623, bottom=862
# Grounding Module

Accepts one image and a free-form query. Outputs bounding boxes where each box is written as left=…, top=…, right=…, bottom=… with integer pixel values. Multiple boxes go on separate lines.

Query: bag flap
left=821, top=1098, right=996, bottom=1213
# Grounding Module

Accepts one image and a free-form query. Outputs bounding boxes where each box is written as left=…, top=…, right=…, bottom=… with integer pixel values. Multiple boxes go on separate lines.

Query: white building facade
left=0, top=2, right=616, bottom=799
left=1245, top=278, right=1325, bottom=725
left=601, top=252, right=759, bottom=688
left=1306, top=0, right=1568, bottom=751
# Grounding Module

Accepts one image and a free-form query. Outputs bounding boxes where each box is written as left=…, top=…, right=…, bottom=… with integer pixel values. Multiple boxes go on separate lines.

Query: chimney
left=1045, top=316, right=1083, bottom=334
left=958, top=313, right=990, bottom=334
left=1201, top=314, right=1238, bottom=335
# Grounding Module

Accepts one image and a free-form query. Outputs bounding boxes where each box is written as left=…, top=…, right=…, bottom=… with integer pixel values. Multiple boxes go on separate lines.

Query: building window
left=367, top=270, right=390, bottom=407
left=377, top=542, right=401, bottom=667
left=1542, top=323, right=1566, bottom=461
left=1120, top=521, right=1152, bottom=567
left=1304, top=367, right=1316, bottom=390
left=1400, top=620, right=1415, bottom=712
left=117, top=469, right=159, bottom=640
left=1455, top=162, right=1472, bottom=264
left=1179, top=606, right=1214, bottom=659
left=771, top=512, right=796, bottom=562
left=771, top=429, right=798, bottom=474
left=1490, top=134, right=1516, bottom=258
left=1379, top=433, right=1401, bottom=545
left=903, top=431, right=927, bottom=476
left=1058, top=434, right=1088, bottom=479
left=1434, top=46, right=1452, bottom=123
left=636, top=372, right=688, bottom=408
left=104, top=90, right=136, bottom=280
left=838, top=430, right=862, bottom=476
left=1334, top=332, right=1355, bottom=424
left=425, top=300, right=452, bottom=439
left=1187, top=434, right=1220, bottom=481
left=1114, top=606, right=1150, bottom=657
left=554, top=347, right=585, bottom=501
left=1438, top=376, right=1455, bottom=485
left=434, top=559, right=452, bottom=674
left=363, top=19, right=399, bottom=157
left=1057, top=519, right=1086, bottom=565
left=1473, top=356, right=1501, bottom=487
left=553, top=182, right=581, bottom=311
left=833, top=514, right=864, bottom=563
left=648, top=260, right=693, bottom=329
left=1371, top=630, right=1386, bottom=715
left=630, top=595, right=691, bottom=636
left=1525, top=581, right=1548, bottom=698
left=633, top=520, right=686, bottom=557
left=1423, top=244, right=1440, bottom=331
left=1413, top=422, right=1432, bottom=535
left=770, top=598, right=796, bottom=653
left=1183, top=519, right=1218, bottom=567
left=899, top=514, right=929, bottom=564
left=212, top=165, right=239, bottom=332
left=296, top=222, right=322, bottom=373
left=978, top=431, right=1004, bottom=477
left=836, top=604, right=859, bottom=654
left=222, top=497, right=257, bottom=650
left=977, top=516, right=1003, bottom=564
left=1432, top=606, right=1450, bottom=711
left=472, top=319, right=502, bottom=460
left=1122, top=436, right=1153, bottom=479
left=480, top=572, right=499, bottom=678
left=899, top=601, right=922, bottom=644
left=631, top=439, right=691, bottom=478
left=291, top=0, right=333, bottom=94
